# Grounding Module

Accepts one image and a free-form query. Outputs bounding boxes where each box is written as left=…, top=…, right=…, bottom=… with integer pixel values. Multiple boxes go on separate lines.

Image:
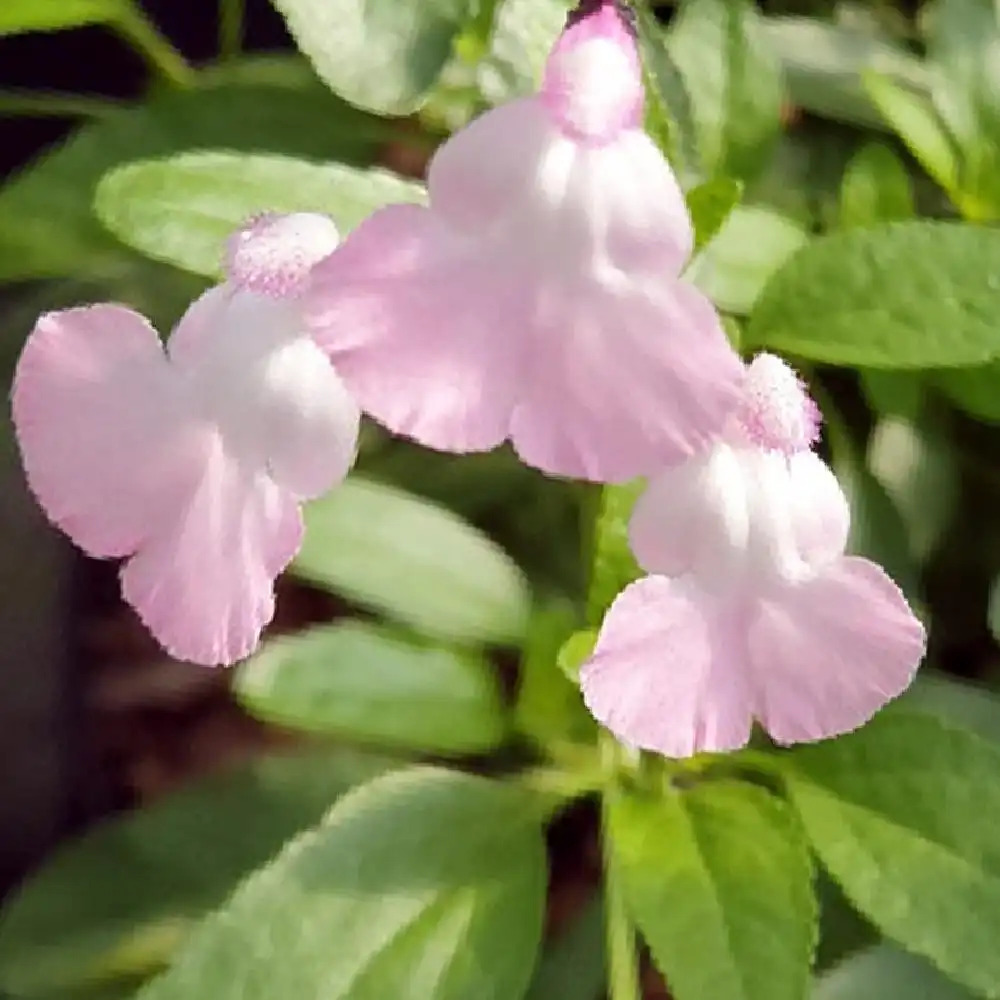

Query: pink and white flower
left=580, top=353, right=926, bottom=757
left=302, top=0, right=743, bottom=483
left=12, top=213, right=359, bottom=666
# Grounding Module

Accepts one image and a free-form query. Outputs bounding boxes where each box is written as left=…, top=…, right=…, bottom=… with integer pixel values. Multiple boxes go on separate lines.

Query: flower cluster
left=10, top=0, right=924, bottom=756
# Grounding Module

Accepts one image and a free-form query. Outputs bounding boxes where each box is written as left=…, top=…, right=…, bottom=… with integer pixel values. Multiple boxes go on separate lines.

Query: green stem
left=601, top=790, right=642, bottom=1000
left=515, top=765, right=604, bottom=814
left=545, top=739, right=603, bottom=774
left=114, top=5, right=196, bottom=89
left=219, top=0, right=245, bottom=60
left=458, top=0, right=500, bottom=59
left=0, top=90, right=124, bottom=119
left=728, top=748, right=789, bottom=781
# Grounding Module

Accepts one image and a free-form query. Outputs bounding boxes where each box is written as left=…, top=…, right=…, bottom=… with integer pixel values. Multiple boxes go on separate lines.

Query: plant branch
left=602, top=790, right=642, bottom=1000
left=0, top=89, right=124, bottom=119
left=114, top=5, right=196, bottom=89
left=219, top=0, right=245, bottom=60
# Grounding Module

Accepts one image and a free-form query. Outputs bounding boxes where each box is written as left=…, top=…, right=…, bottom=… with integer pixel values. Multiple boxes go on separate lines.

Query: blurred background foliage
left=2, top=1, right=1000, bottom=999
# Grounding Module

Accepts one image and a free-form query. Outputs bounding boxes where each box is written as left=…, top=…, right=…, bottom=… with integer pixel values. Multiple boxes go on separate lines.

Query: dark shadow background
left=0, top=0, right=292, bottom=179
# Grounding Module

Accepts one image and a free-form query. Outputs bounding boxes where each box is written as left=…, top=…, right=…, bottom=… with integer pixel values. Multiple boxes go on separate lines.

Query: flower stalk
left=602, top=780, right=642, bottom=1000
left=114, top=4, right=196, bottom=90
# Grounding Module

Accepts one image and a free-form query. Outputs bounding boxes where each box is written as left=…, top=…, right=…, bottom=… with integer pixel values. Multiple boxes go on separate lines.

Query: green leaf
left=936, top=361, right=1000, bottom=423
left=745, top=221, right=1000, bottom=367
left=514, top=599, right=594, bottom=746
left=843, top=464, right=921, bottom=605
left=924, top=0, right=999, bottom=144
left=762, top=16, right=930, bottom=132
left=96, top=152, right=425, bottom=277
left=586, top=481, right=644, bottom=627
left=450, top=0, right=500, bottom=60
left=361, top=443, right=532, bottom=519
left=990, top=575, right=1000, bottom=644
left=26, top=983, right=143, bottom=1000
left=633, top=2, right=700, bottom=180
left=235, top=621, right=507, bottom=754
left=839, top=143, right=914, bottom=229
left=610, top=782, right=816, bottom=1000
left=137, top=768, right=547, bottom=1000
left=828, top=422, right=921, bottom=606
left=667, top=0, right=784, bottom=182
left=363, top=441, right=580, bottom=596
left=0, top=76, right=384, bottom=282
left=814, top=944, right=977, bottom=1000
left=269, top=0, right=476, bottom=115
left=295, top=477, right=530, bottom=646
left=687, top=206, right=808, bottom=316
left=784, top=711, right=1000, bottom=999
left=722, top=314, right=743, bottom=350
left=864, top=74, right=962, bottom=200
left=686, top=176, right=744, bottom=251
left=33, top=984, right=142, bottom=1000
left=477, top=0, right=571, bottom=105
left=860, top=370, right=924, bottom=421
left=0, top=750, right=389, bottom=997
left=899, top=672, right=1000, bottom=745
left=814, top=874, right=877, bottom=974
left=556, top=630, right=598, bottom=683
left=0, top=0, right=122, bottom=35
left=867, top=416, right=957, bottom=563
left=923, top=0, right=1000, bottom=219
left=748, top=124, right=858, bottom=230
left=525, top=895, right=604, bottom=1000
left=197, top=52, right=332, bottom=90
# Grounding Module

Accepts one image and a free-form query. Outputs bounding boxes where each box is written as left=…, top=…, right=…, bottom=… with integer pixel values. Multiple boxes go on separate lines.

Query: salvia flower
left=302, top=0, right=743, bottom=483
left=579, top=353, right=926, bottom=757
left=12, top=213, right=359, bottom=666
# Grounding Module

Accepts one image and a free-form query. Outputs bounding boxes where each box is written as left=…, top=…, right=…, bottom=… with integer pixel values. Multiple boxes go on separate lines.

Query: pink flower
left=12, top=213, right=359, bottom=666
left=580, top=353, right=926, bottom=757
left=302, top=0, right=742, bottom=483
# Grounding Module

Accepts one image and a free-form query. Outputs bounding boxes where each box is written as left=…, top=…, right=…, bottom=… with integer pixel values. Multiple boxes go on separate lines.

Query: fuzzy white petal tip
left=226, top=211, right=340, bottom=299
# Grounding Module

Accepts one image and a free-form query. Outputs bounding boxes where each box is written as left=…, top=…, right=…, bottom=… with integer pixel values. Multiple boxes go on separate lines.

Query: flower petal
left=433, top=98, right=692, bottom=271
left=786, top=451, right=850, bottom=571
left=541, top=0, right=643, bottom=143
left=580, top=575, right=753, bottom=757
left=578, top=130, right=693, bottom=274
left=510, top=279, right=743, bottom=481
left=169, top=285, right=297, bottom=378
left=304, top=203, right=527, bottom=453
left=253, top=336, right=360, bottom=499
left=12, top=305, right=189, bottom=558
left=749, top=555, right=926, bottom=745
left=629, top=446, right=748, bottom=577
left=632, top=447, right=852, bottom=589
left=166, top=283, right=233, bottom=368
left=120, top=433, right=302, bottom=666
left=304, top=108, right=718, bottom=478
left=171, top=288, right=360, bottom=498
left=427, top=98, right=558, bottom=233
